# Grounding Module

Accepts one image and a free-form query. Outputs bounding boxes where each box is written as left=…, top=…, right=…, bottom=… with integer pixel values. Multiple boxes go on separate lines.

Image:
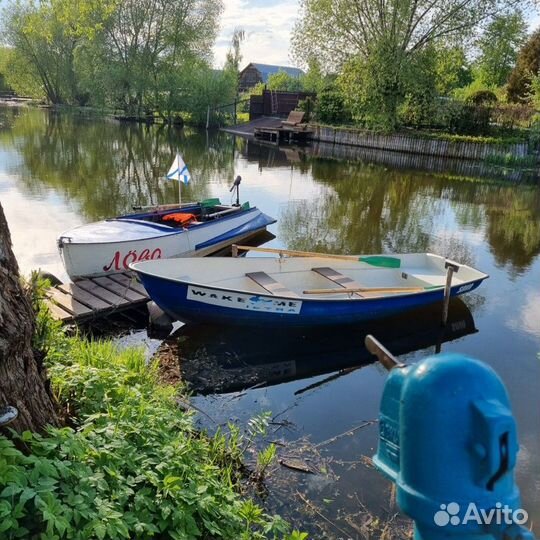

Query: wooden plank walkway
left=44, top=272, right=148, bottom=323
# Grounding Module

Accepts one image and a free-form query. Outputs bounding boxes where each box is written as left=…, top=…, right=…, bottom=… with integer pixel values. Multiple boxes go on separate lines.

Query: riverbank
left=0, top=292, right=302, bottom=540
left=307, top=124, right=537, bottom=164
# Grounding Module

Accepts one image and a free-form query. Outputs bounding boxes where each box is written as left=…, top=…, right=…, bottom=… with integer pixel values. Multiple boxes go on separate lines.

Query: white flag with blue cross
left=166, top=153, right=191, bottom=185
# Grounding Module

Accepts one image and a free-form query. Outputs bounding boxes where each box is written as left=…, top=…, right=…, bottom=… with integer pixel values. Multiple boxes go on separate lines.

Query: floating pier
left=253, top=125, right=312, bottom=145
left=44, top=273, right=148, bottom=323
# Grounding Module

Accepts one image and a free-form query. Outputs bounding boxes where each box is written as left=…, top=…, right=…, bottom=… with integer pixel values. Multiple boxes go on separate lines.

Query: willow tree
left=292, top=0, right=533, bottom=128
left=0, top=203, right=58, bottom=433
left=79, top=0, right=223, bottom=119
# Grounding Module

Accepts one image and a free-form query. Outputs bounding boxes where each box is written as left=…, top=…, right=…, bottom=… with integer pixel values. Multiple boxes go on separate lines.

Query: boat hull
left=59, top=208, right=274, bottom=280
left=135, top=271, right=486, bottom=327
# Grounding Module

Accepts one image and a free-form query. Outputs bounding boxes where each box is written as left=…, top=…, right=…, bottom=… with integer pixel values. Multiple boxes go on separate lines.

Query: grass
left=0, top=288, right=304, bottom=540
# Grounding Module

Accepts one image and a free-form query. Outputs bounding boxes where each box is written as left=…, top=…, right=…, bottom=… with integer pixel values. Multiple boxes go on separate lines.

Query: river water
left=1, top=105, right=539, bottom=537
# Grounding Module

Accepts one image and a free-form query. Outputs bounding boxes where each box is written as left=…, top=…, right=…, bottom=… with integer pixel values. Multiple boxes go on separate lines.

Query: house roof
left=242, top=63, right=304, bottom=82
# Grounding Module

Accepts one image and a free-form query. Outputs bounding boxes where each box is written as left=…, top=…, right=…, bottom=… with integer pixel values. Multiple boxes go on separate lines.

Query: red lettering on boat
left=103, top=251, right=121, bottom=272
left=139, top=248, right=151, bottom=261
left=103, top=248, right=163, bottom=272
left=122, top=250, right=137, bottom=269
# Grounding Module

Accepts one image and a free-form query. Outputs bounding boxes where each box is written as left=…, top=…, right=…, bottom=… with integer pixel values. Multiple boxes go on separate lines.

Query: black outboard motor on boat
left=230, top=175, right=241, bottom=206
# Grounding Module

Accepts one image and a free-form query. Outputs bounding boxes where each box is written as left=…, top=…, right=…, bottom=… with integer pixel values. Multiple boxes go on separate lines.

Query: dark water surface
left=1, top=105, right=539, bottom=537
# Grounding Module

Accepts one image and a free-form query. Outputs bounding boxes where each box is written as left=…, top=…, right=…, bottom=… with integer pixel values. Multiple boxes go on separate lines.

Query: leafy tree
left=0, top=48, right=12, bottom=92
left=301, top=57, right=328, bottom=94
left=475, top=12, right=527, bottom=87
left=292, top=0, right=531, bottom=128
left=3, top=0, right=113, bottom=104
left=507, top=29, right=540, bottom=103
left=435, top=46, right=473, bottom=96
left=223, top=27, right=245, bottom=95
left=95, top=0, right=222, bottom=116
left=266, top=71, right=304, bottom=92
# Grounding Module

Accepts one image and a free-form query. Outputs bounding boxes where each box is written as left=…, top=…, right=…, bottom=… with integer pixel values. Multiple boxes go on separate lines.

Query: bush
left=528, top=113, right=540, bottom=150
left=0, top=306, right=300, bottom=540
left=315, top=89, right=351, bottom=124
left=434, top=100, right=492, bottom=135
left=468, top=90, right=498, bottom=106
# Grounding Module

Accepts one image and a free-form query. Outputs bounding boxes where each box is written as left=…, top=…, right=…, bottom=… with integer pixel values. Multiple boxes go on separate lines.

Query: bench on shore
left=281, top=111, right=307, bottom=130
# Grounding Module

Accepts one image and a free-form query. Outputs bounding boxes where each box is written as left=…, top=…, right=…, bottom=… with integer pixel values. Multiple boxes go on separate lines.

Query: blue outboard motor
left=366, top=335, right=535, bottom=540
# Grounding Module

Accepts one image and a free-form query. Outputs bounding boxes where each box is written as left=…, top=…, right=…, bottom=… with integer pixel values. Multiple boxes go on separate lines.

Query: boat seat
left=246, top=272, right=299, bottom=297
left=311, top=267, right=365, bottom=297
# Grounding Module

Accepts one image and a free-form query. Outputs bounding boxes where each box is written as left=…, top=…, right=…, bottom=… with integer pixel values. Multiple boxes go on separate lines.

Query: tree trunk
left=0, top=203, right=58, bottom=433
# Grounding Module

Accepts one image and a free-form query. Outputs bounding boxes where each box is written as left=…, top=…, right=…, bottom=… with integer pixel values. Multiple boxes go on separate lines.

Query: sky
left=213, top=0, right=540, bottom=70
left=213, top=0, right=300, bottom=69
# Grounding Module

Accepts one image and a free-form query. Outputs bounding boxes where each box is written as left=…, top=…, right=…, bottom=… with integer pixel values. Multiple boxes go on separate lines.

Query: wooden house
left=239, top=63, right=304, bottom=92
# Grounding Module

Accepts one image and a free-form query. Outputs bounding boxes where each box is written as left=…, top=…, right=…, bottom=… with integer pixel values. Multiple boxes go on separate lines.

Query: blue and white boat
left=130, top=250, right=488, bottom=327
left=58, top=200, right=275, bottom=279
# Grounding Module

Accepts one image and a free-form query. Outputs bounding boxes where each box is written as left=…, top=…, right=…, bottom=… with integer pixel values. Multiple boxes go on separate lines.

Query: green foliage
left=434, top=46, right=472, bottom=96
left=300, top=57, right=328, bottom=94
left=338, top=50, right=403, bottom=130
left=528, top=113, right=540, bottom=150
left=255, top=444, right=277, bottom=481
left=2, top=0, right=233, bottom=122
left=292, top=0, right=527, bottom=72
left=338, top=42, right=437, bottom=130
left=453, top=77, right=498, bottom=103
left=528, top=74, right=540, bottom=110
left=468, top=90, right=498, bottom=105
left=475, top=12, right=527, bottom=88
left=0, top=47, right=13, bottom=93
left=433, top=100, right=492, bottom=134
left=223, top=28, right=245, bottom=95
left=483, top=152, right=537, bottom=168
left=0, top=306, right=298, bottom=539
left=266, top=71, right=304, bottom=92
left=507, top=29, right=540, bottom=103
left=315, top=88, right=351, bottom=124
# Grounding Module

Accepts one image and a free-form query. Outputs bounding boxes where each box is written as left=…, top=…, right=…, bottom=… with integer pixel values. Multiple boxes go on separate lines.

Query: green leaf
left=1, top=485, right=23, bottom=498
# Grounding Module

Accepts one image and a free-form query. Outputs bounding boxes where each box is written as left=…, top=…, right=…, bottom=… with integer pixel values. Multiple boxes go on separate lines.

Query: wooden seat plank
left=311, top=267, right=364, bottom=297
left=47, top=288, right=93, bottom=316
left=76, top=279, right=131, bottom=306
left=107, top=273, right=148, bottom=297
left=43, top=299, right=73, bottom=321
left=246, top=271, right=299, bottom=297
left=57, top=283, right=112, bottom=310
left=92, top=276, right=147, bottom=303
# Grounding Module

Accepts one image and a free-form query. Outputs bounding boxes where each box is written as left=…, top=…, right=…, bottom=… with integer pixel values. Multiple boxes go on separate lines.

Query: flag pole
left=178, top=177, right=181, bottom=205
left=177, top=151, right=181, bottom=205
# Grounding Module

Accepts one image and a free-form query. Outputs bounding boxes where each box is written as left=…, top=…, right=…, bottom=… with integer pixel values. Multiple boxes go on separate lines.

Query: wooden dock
left=44, top=273, right=149, bottom=323
left=253, top=125, right=312, bottom=145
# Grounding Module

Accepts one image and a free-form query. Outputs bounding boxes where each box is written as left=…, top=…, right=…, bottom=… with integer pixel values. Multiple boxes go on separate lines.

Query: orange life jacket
left=162, top=212, right=196, bottom=225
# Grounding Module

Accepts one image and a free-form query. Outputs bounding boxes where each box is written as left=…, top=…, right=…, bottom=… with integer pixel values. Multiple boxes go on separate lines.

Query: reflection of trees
left=4, top=105, right=540, bottom=272
left=279, top=158, right=540, bottom=272
left=7, top=108, right=236, bottom=220
left=281, top=161, right=436, bottom=255
left=484, top=188, right=540, bottom=274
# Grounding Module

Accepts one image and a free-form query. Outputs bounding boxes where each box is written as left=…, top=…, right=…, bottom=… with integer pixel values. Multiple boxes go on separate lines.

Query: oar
left=233, top=245, right=401, bottom=268
left=303, top=286, right=429, bottom=295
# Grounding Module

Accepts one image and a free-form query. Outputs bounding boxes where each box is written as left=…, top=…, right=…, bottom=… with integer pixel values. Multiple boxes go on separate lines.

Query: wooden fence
left=310, top=125, right=531, bottom=161
left=249, top=90, right=314, bottom=119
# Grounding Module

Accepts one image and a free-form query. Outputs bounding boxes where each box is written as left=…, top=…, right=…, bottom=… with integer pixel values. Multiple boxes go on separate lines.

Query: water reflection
left=168, top=298, right=475, bottom=395
left=1, top=107, right=237, bottom=220
left=2, top=106, right=539, bottom=273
